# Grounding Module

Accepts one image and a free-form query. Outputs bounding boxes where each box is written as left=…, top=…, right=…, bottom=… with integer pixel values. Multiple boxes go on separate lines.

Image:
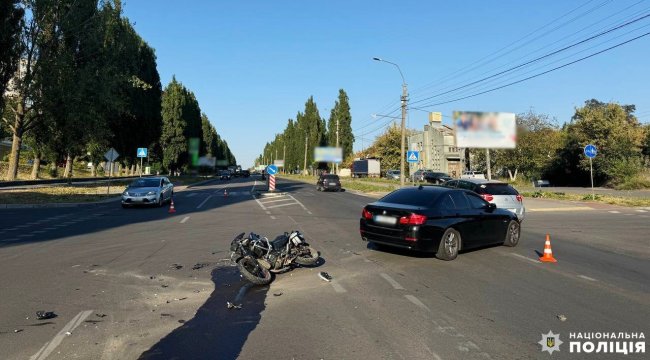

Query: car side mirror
left=487, top=203, right=497, bottom=212
left=125, top=185, right=129, bottom=188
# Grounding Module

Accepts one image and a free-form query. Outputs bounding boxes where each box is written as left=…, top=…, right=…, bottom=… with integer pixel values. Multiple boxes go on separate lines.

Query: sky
left=123, top=0, right=650, bottom=167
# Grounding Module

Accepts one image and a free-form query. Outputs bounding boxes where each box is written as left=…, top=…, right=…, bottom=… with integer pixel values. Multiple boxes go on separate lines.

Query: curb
left=0, top=177, right=220, bottom=209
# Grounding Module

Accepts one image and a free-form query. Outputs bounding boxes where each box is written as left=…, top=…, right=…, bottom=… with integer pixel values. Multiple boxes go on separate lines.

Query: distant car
left=461, top=171, right=486, bottom=179
left=317, top=174, right=341, bottom=192
left=412, top=169, right=433, bottom=182
left=121, top=177, right=173, bottom=208
left=424, top=172, right=453, bottom=184
left=221, top=171, right=232, bottom=180
left=444, top=179, right=525, bottom=222
left=241, top=170, right=250, bottom=178
left=385, top=170, right=400, bottom=180
left=216, top=170, right=223, bottom=176
left=359, top=186, right=520, bottom=260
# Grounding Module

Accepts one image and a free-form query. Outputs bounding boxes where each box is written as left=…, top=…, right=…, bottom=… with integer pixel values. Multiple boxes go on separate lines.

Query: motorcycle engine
left=289, top=231, right=304, bottom=246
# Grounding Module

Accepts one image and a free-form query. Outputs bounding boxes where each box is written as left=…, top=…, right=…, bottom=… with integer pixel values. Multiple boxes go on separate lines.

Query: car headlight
left=122, top=191, right=128, bottom=195
left=146, top=191, right=156, bottom=195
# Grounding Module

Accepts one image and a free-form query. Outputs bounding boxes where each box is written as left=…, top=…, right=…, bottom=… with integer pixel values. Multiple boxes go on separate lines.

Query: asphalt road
left=0, top=175, right=648, bottom=359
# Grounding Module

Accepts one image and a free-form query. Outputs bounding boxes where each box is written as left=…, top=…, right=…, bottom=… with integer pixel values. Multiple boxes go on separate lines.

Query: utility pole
left=304, top=134, right=308, bottom=175
left=283, top=144, right=286, bottom=174
left=486, top=149, right=492, bottom=180
left=336, top=117, right=340, bottom=175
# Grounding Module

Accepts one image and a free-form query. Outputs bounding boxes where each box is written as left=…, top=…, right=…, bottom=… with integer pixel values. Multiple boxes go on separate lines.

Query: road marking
left=30, top=310, right=93, bottom=360
left=265, top=211, right=271, bottom=214
left=528, top=207, right=593, bottom=212
left=307, top=211, right=313, bottom=215
left=259, top=198, right=294, bottom=204
left=251, top=181, right=256, bottom=192
left=288, top=194, right=309, bottom=211
left=253, top=195, right=268, bottom=210
left=608, top=211, right=621, bottom=214
left=266, top=202, right=299, bottom=209
left=578, top=275, right=597, bottom=281
left=270, top=216, right=276, bottom=219
left=186, top=193, right=197, bottom=197
left=380, top=273, right=405, bottom=290
left=636, top=209, right=648, bottom=213
left=180, top=216, right=190, bottom=224
left=331, top=280, right=347, bottom=293
left=405, top=295, right=430, bottom=312
left=509, top=253, right=540, bottom=264
left=197, top=195, right=213, bottom=209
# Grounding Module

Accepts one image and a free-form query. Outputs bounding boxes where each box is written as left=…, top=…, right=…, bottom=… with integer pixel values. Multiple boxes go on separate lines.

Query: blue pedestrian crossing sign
left=137, top=148, right=148, bottom=158
left=584, top=144, right=597, bottom=158
left=267, top=164, right=278, bottom=175
left=407, top=151, right=419, bottom=163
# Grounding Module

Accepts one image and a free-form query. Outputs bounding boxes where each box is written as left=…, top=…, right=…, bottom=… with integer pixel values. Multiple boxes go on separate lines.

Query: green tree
left=0, top=0, right=24, bottom=111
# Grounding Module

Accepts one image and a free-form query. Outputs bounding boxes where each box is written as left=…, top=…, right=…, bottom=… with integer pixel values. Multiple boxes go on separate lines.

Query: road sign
left=584, top=144, right=597, bottom=158
left=267, top=164, right=278, bottom=175
left=137, top=148, right=148, bottom=158
left=269, top=174, right=276, bottom=191
left=407, top=151, right=419, bottom=163
left=104, top=148, right=119, bottom=162
left=309, top=164, right=313, bottom=169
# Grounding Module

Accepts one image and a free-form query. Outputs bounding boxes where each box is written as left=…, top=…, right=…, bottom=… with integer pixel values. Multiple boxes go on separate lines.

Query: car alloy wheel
left=504, top=220, right=520, bottom=247
left=445, top=231, right=458, bottom=257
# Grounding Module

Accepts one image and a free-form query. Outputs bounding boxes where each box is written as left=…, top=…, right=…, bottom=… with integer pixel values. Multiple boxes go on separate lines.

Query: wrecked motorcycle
left=230, top=233, right=272, bottom=285
left=245, top=230, right=320, bottom=272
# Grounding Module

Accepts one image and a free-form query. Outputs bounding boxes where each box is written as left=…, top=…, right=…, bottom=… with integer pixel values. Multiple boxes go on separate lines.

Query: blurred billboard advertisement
left=452, top=111, right=516, bottom=149
left=314, top=147, right=343, bottom=163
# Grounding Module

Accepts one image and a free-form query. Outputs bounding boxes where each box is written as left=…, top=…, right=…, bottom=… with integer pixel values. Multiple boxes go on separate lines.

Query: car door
left=448, top=191, right=483, bottom=248
left=165, top=178, right=173, bottom=199
left=466, top=192, right=505, bottom=244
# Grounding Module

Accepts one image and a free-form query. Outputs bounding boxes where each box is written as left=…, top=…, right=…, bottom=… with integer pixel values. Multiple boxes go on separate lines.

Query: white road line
left=265, top=211, right=271, bottom=214
left=180, top=216, right=190, bottom=224
left=259, top=198, right=294, bottom=204
left=509, top=253, right=540, bottom=264
left=30, top=310, right=93, bottom=360
left=197, top=195, right=213, bottom=209
left=307, top=211, right=313, bottom=215
left=405, top=295, right=430, bottom=312
left=251, top=180, right=257, bottom=192
left=636, top=209, right=648, bottom=213
left=287, top=194, right=309, bottom=211
left=380, top=273, right=405, bottom=290
left=266, top=202, right=299, bottom=209
left=578, top=275, right=597, bottom=281
left=331, top=280, right=347, bottom=293
left=185, top=193, right=197, bottom=197
left=253, top=195, right=267, bottom=211
left=270, top=216, right=276, bottom=220
left=608, top=211, right=621, bottom=214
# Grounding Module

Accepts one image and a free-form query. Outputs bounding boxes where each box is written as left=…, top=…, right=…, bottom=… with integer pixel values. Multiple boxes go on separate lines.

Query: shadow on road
left=139, top=265, right=268, bottom=360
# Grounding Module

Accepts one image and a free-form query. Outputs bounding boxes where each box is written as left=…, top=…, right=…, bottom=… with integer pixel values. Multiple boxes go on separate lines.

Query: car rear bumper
left=359, top=221, right=440, bottom=252
left=323, top=184, right=341, bottom=191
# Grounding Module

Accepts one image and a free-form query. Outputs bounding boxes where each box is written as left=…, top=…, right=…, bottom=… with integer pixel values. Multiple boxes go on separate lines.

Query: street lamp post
left=374, top=57, right=407, bottom=187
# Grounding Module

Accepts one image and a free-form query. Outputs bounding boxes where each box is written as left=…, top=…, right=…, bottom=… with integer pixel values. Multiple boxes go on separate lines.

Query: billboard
left=274, top=160, right=285, bottom=167
left=452, top=111, right=516, bottom=149
left=198, top=157, right=216, bottom=167
left=216, top=160, right=228, bottom=166
left=314, top=147, right=343, bottom=163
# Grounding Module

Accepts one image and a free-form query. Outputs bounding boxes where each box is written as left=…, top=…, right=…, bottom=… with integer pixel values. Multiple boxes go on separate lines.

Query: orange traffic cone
left=539, top=235, right=556, bottom=262
left=224, top=189, right=228, bottom=197
left=168, top=198, right=176, bottom=213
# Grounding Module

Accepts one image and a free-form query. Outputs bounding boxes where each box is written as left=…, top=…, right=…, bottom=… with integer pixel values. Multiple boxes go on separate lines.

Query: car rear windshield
left=323, top=175, right=339, bottom=181
left=379, top=188, right=440, bottom=206
left=130, top=179, right=160, bottom=187
left=475, top=183, right=518, bottom=195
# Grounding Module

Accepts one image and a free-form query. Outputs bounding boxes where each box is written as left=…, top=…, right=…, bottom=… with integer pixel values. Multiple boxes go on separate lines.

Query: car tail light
left=480, top=194, right=494, bottom=202
left=398, top=213, right=427, bottom=225
left=362, top=207, right=372, bottom=219
left=516, top=194, right=522, bottom=203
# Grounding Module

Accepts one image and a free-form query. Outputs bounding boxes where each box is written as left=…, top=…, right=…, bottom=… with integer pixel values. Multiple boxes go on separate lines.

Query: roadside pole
left=590, top=157, right=594, bottom=200
left=140, top=157, right=143, bottom=177
left=485, top=149, right=492, bottom=180
left=105, top=148, right=119, bottom=197
left=107, top=160, right=112, bottom=196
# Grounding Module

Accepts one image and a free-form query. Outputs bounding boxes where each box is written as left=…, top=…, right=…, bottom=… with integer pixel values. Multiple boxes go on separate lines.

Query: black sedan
left=359, top=186, right=520, bottom=260
left=424, top=172, right=453, bottom=184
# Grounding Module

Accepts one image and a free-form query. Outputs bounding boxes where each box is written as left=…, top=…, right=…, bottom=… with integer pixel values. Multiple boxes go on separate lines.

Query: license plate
left=374, top=215, right=397, bottom=226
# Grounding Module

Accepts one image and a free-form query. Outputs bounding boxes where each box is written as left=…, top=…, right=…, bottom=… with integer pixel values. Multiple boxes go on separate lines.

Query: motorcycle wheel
left=237, top=257, right=272, bottom=285
left=295, top=246, right=320, bottom=266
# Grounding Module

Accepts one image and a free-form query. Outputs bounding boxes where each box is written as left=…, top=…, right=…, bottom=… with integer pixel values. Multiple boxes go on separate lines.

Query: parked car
left=317, top=174, right=341, bottom=192
left=444, top=179, right=525, bottom=222
left=385, top=170, right=401, bottom=180
left=241, top=170, right=251, bottom=178
left=221, top=171, right=232, bottom=180
left=412, top=169, right=433, bottom=182
left=121, top=177, right=173, bottom=208
left=424, top=172, right=453, bottom=184
left=359, top=186, right=520, bottom=260
left=461, top=171, right=486, bottom=179
left=216, top=170, right=223, bottom=176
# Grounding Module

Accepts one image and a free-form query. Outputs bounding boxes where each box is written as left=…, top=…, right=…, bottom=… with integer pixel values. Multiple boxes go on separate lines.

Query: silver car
left=444, top=179, right=525, bottom=222
left=385, top=170, right=400, bottom=180
left=121, top=177, right=174, bottom=208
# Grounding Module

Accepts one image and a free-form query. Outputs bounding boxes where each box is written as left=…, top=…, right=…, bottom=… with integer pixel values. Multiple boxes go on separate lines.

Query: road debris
left=161, top=284, right=169, bottom=288
left=96, top=313, right=107, bottom=318
left=150, top=276, right=156, bottom=279
left=65, top=331, right=72, bottom=335
left=318, top=272, right=332, bottom=282
left=171, top=264, right=183, bottom=270
left=227, top=302, right=242, bottom=310
left=557, top=315, right=567, bottom=322
left=273, top=292, right=283, bottom=297
left=36, top=311, right=55, bottom=320
left=174, top=297, right=187, bottom=301
left=14, top=329, right=23, bottom=333
left=192, top=262, right=210, bottom=270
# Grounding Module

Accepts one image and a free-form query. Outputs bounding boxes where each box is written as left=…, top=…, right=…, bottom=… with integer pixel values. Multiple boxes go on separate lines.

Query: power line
left=413, top=31, right=650, bottom=110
